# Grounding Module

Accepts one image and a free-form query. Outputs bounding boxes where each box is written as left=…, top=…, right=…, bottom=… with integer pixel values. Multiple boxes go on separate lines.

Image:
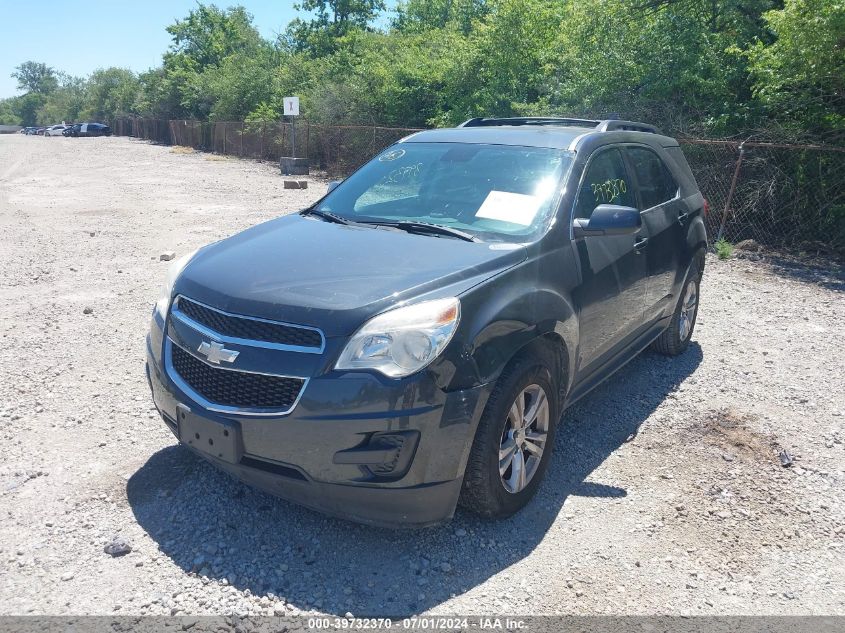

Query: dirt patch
left=700, top=409, right=781, bottom=466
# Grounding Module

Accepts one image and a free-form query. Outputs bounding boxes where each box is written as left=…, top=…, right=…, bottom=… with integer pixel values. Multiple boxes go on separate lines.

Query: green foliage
left=393, top=0, right=489, bottom=34
left=5, top=0, right=842, bottom=140
left=286, top=0, right=386, bottom=55
left=437, top=0, right=563, bottom=124
left=747, top=0, right=845, bottom=138
left=715, top=238, right=734, bottom=260
left=166, top=5, right=262, bottom=68
left=12, top=61, right=58, bottom=94
left=0, top=97, right=21, bottom=125
left=38, top=75, right=87, bottom=124
left=245, top=102, right=280, bottom=122
left=14, top=93, right=47, bottom=126
left=158, top=4, right=269, bottom=119
left=544, top=0, right=776, bottom=134
left=83, top=68, right=141, bottom=120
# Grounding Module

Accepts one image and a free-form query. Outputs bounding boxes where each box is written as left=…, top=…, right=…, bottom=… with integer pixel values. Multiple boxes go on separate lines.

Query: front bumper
left=146, top=312, right=490, bottom=527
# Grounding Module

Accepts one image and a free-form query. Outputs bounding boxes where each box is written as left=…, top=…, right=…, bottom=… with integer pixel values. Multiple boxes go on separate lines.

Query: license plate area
left=177, top=404, right=242, bottom=464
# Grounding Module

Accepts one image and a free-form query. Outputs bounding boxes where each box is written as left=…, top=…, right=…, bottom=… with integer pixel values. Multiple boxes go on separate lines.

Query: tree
left=0, top=98, right=21, bottom=125
left=12, top=61, right=58, bottom=94
left=747, top=0, right=845, bottom=138
left=38, top=75, right=87, bottom=124
left=393, top=0, right=488, bottom=34
left=166, top=5, right=263, bottom=68
left=84, top=68, right=141, bottom=120
left=13, top=93, right=46, bottom=126
left=431, top=0, right=562, bottom=124
left=286, top=0, right=386, bottom=54
left=541, top=0, right=774, bottom=134
left=158, top=4, right=270, bottom=119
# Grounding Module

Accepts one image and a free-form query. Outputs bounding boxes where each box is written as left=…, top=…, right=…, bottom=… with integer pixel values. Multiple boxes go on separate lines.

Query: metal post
left=260, top=122, right=265, bottom=160
left=222, top=122, right=226, bottom=154
left=717, top=144, right=745, bottom=242
left=240, top=122, right=244, bottom=157
left=291, top=118, right=296, bottom=158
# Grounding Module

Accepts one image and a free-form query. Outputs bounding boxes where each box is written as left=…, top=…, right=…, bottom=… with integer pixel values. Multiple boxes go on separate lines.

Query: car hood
left=174, top=213, right=527, bottom=336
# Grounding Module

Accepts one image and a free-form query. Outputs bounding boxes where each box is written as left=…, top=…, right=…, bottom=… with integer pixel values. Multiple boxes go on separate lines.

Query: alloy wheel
left=679, top=279, right=699, bottom=342
left=499, top=384, right=550, bottom=494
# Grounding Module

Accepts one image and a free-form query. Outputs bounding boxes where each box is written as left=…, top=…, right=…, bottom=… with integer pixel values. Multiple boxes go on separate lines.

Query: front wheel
left=459, top=353, right=558, bottom=518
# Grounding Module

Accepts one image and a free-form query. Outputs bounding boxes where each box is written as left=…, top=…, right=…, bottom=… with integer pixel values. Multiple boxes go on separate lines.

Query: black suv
left=146, top=117, right=707, bottom=527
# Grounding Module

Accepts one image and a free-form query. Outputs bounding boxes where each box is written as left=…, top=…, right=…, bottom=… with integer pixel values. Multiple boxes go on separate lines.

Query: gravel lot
left=1, top=134, right=843, bottom=617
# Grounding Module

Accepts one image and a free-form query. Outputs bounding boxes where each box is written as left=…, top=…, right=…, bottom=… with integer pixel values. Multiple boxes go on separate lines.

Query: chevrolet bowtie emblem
left=197, top=341, right=239, bottom=365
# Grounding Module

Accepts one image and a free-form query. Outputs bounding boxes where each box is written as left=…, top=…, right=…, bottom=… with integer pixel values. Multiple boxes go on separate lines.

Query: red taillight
left=703, top=198, right=710, bottom=217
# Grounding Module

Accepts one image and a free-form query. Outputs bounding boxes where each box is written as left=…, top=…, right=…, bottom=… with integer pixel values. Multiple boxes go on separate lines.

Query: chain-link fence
left=679, top=140, right=845, bottom=253
left=111, top=118, right=422, bottom=177
left=111, top=118, right=845, bottom=254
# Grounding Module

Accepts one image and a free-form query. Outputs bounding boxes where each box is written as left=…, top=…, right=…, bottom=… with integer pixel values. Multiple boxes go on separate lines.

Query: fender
left=440, top=245, right=579, bottom=396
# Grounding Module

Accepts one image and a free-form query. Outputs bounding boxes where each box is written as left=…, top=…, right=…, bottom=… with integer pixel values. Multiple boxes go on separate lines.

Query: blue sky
left=0, top=0, right=396, bottom=98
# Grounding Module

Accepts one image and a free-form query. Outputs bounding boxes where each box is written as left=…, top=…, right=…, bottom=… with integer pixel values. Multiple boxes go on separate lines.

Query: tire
left=459, top=351, right=559, bottom=518
left=651, top=253, right=703, bottom=356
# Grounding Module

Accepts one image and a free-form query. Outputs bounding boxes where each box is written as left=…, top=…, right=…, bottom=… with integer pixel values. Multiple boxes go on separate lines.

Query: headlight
left=335, top=298, right=460, bottom=378
left=154, top=249, right=198, bottom=319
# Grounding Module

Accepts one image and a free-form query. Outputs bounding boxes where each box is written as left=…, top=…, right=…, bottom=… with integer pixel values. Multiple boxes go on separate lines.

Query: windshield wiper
left=300, top=208, right=352, bottom=225
left=362, top=220, right=480, bottom=243
left=397, top=221, right=481, bottom=243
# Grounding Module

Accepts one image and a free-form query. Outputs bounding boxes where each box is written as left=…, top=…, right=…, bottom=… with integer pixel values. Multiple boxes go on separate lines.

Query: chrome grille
left=170, top=344, right=304, bottom=411
left=175, top=296, right=323, bottom=350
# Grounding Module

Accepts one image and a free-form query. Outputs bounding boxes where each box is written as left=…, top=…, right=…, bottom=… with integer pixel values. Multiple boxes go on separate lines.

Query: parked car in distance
left=146, top=116, right=707, bottom=527
left=44, top=124, right=69, bottom=136
left=22, top=127, right=38, bottom=135
left=65, top=122, right=112, bottom=137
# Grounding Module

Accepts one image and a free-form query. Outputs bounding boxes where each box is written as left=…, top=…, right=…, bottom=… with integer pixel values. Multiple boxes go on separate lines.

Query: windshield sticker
left=379, top=148, right=406, bottom=162
left=475, top=191, right=543, bottom=226
left=590, top=178, right=627, bottom=204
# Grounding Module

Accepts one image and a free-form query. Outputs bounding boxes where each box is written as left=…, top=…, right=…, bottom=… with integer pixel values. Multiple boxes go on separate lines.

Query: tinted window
left=627, top=147, right=678, bottom=210
left=574, top=148, right=635, bottom=219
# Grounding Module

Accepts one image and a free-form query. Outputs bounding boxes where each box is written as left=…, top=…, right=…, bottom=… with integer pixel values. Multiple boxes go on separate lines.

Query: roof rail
left=458, top=117, right=601, bottom=129
left=597, top=120, right=661, bottom=134
left=458, top=116, right=661, bottom=134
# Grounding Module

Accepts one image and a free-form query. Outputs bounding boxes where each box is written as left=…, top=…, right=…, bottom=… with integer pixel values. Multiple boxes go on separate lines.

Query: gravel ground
left=0, top=134, right=843, bottom=617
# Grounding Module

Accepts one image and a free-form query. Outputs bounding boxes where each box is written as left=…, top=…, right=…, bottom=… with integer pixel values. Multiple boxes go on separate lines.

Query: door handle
left=677, top=212, right=690, bottom=224
left=634, top=236, right=648, bottom=252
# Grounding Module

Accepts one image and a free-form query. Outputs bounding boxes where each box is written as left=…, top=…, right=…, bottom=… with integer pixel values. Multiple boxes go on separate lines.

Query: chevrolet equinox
left=146, top=117, right=707, bottom=527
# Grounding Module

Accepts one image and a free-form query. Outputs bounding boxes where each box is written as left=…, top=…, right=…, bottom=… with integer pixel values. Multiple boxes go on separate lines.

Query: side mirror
left=327, top=180, right=342, bottom=194
left=573, top=204, right=641, bottom=238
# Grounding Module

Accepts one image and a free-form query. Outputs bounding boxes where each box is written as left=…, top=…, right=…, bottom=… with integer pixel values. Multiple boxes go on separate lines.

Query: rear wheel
left=460, top=352, right=559, bottom=518
left=652, top=256, right=702, bottom=356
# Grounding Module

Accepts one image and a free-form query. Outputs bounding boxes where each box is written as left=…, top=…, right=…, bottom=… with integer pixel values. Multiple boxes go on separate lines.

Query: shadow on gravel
left=738, top=251, right=845, bottom=292
left=128, top=343, right=702, bottom=616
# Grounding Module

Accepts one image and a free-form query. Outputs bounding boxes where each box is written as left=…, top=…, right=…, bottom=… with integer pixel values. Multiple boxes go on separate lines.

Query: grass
left=170, top=146, right=194, bottom=154
left=715, top=238, right=734, bottom=260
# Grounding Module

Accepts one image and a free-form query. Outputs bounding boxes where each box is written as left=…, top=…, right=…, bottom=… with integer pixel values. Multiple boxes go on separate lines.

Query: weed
left=715, top=238, right=734, bottom=260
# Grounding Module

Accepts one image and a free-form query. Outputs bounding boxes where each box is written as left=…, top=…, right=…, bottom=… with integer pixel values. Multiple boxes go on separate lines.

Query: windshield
left=315, top=142, right=574, bottom=242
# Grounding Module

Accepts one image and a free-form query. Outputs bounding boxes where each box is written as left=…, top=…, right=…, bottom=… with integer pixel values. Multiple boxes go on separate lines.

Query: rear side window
left=665, top=146, right=695, bottom=180
left=627, top=147, right=679, bottom=209
left=574, top=148, right=635, bottom=219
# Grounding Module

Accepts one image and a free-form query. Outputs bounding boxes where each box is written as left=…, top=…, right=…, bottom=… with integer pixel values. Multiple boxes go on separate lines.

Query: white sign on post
left=283, top=96, right=300, bottom=116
